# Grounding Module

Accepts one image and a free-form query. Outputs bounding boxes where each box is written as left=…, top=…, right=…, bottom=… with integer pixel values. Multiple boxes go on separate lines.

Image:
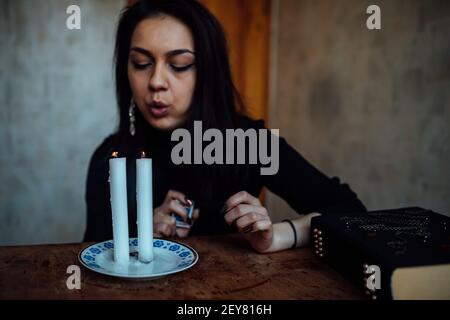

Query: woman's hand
left=224, top=191, right=273, bottom=253
left=153, top=190, right=199, bottom=238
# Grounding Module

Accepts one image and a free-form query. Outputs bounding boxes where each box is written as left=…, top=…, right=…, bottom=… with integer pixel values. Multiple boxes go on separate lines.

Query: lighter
left=171, top=200, right=194, bottom=229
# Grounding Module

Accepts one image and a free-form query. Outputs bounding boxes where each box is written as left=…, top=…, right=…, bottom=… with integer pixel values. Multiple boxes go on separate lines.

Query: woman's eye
left=131, top=61, right=152, bottom=70
left=170, top=63, right=195, bottom=73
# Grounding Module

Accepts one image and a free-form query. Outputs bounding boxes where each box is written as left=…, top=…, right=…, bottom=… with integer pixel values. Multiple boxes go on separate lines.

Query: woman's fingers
left=224, top=204, right=268, bottom=226
left=222, top=192, right=274, bottom=254
left=153, top=211, right=176, bottom=237
left=153, top=190, right=198, bottom=238
left=167, top=199, right=189, bottom=221
left=235, top=212, right=272, bottom=234
left=176, top=209, right=200, bottom=238
left=245, top=220, right=273, bottom=236
left=165, top=190, right=189, bottom=206
left=192, top=209, right=200, bottom=222
left=154, top=221, right=175, bottom=237
left=175, top=227, right=190, bottom=238
left=224, top=191, right=261, bottom=213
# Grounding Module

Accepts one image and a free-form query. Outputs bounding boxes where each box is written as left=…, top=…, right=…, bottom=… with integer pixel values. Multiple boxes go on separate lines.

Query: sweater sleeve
left=258, top=122, right=367, bottom=215
left=83, top=136, right=116, bottom=242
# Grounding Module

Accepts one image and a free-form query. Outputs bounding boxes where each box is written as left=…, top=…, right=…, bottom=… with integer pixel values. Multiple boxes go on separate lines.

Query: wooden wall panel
left=200, top=0, right=271, bottom=121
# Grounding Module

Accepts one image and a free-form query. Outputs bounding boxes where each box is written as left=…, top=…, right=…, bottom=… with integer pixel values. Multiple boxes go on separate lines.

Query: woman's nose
left=148, top=63, right=168, bottom=92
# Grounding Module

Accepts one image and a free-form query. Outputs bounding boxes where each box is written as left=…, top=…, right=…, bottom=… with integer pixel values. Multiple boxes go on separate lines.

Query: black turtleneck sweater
left=83, top=116, right=366, bottom=242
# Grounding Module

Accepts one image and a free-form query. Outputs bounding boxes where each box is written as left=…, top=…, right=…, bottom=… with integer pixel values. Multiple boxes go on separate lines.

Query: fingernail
left=184, top=196, right=193, bottom=206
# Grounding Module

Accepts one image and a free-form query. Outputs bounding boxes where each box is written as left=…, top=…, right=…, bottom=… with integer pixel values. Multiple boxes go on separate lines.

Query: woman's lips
left=148, top=103, right=170, bottom=118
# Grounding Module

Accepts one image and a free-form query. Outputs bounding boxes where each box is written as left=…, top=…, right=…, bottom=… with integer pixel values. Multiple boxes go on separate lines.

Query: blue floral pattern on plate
left=78, top=238, right=198, bottom=280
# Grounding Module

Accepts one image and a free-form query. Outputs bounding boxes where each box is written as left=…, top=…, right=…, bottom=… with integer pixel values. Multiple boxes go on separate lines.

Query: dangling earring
left=129, top=99, right=136, bottom=136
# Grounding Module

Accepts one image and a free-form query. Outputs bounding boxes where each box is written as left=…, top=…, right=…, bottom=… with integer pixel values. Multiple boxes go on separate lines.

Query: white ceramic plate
left=79, top=238, right=198, bottom=280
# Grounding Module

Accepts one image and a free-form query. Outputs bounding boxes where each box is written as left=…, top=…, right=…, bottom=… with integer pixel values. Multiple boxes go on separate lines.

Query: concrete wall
left=0, top=0, right=123, bottom=245
left=1, top=0, right=449, bottom=245
left=267, top=0, right=450, bottom=221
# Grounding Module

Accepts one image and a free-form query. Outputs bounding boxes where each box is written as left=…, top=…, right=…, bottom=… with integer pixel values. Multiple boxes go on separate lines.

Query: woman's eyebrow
left=130, top=46, right=153, bottom=57
left=166, top=49, right=195, bottom=58
left=130, top=47, right=195, bottom=58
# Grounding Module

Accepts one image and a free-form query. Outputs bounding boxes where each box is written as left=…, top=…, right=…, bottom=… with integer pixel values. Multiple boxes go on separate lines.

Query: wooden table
left=0, top=234, right=365, bottom=299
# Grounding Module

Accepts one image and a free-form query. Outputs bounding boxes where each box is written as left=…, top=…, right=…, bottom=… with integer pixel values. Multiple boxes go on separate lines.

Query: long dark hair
left=115, top=0, right=245, bottom=134
left=113, top=0, right=252, bottom=229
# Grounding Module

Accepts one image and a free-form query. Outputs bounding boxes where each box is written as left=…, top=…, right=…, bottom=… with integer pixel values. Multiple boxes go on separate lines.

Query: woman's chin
left=146, top=116, right=182, bottom=132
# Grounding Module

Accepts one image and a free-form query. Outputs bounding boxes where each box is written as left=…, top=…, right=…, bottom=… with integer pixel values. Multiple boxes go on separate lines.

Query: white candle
left=109, top=154, right=129, bottom=265
left=136, top=153, right=153, bottom=263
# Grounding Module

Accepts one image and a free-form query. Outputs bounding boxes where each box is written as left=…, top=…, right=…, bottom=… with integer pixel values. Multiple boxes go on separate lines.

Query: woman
left=84, top=0, right=366, bottom=253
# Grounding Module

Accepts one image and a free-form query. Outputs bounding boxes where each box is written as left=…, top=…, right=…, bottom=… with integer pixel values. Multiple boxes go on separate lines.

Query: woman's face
left=128, top=15, right=196, bottom=131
